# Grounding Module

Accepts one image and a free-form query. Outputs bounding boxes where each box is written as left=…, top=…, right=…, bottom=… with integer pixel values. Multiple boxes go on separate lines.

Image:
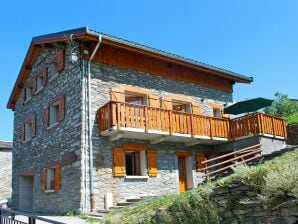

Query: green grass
left=104, top=149, right=298, bottom=224
left=287, top=113, right=298, bottom=124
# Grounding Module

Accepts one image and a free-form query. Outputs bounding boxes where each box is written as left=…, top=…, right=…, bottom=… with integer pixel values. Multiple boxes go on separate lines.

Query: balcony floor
left=101, top=125, right=228, bottom=145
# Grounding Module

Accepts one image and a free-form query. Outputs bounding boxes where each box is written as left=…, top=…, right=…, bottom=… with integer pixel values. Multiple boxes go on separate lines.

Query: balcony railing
left=97, top=101, right=287, bottom=141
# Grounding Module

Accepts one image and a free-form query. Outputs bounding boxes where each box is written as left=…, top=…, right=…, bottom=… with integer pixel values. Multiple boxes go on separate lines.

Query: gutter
left=87, top=34, right=102, bottom=212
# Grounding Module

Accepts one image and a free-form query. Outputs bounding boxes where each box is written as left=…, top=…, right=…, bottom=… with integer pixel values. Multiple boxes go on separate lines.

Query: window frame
left=22, top=116, right=36, bottom=143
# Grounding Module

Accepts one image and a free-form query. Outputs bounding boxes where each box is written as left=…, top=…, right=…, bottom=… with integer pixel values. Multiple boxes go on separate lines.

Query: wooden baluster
left=116, top=103, right=121, bottom=130
left=271, top=116, right=275, bottom=137
left=190, top=114, right=194, bottom=137
left=209, top=118, right=213, bottom=139
left=169, top=110, right=173, bottom=135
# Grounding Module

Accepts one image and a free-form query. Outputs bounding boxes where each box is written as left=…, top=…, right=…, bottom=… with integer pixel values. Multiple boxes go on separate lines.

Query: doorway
left=178, top=157, right=187, bottom=192
left=19, top=175, right=34, bottom=211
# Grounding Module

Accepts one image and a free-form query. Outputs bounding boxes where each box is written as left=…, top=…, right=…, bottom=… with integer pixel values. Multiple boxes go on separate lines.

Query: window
left=48, top=49, right=65, bottom=82
left=23, top=80, right=35, bottom=103
left=112, top=144, right=158, bottom=177
left=172, top=101, right=191, bottom=113
left=21, top=116, right=36, bottom=142
left=125, top=92, right=147, bottom=105
left=48, top=63, right=58, bottom=82
left=125, top=151, right=141, bottom=175
left=41, top=165, right=61, bottom=192
left=44, top=95, right=65, bottom=129
left=213, top=108, right=222, bottom=118
left=36, top=76, right=44, bottom=92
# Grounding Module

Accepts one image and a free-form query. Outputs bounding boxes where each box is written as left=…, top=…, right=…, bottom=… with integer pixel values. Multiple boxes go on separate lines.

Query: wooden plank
left=116, top=103, right=121, bottom=130
left=202, top=144, right=262, bottom=164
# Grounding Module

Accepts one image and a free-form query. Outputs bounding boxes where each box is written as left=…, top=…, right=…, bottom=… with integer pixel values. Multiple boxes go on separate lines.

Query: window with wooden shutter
left=41, top=168, right=47, bottom=192
left=147, top=150, right=158, bottom=176
left=196, top=153, right=206, bottom=171
left=54, top=165, right=61, bottom=190
left=112, top=148, right=125, bottom=176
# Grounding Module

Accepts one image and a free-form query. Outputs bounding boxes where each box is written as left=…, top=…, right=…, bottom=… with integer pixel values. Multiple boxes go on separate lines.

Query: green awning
left=224, top=97, right=273, bottom=115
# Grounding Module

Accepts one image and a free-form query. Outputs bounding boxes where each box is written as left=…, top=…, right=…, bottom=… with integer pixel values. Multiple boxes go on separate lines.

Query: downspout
left=87, top=35, right=102, bottom=212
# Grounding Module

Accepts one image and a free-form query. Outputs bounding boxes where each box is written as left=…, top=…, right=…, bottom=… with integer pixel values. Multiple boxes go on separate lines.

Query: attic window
left=23, top=79, right=35, bottom=103
left=48, top=63, right=59, bottom=82
left=48, top=49, right=65, bottom=82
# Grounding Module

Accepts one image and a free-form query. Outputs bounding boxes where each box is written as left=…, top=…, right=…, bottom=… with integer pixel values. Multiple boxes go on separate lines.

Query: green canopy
left=224, top=97, right=273, bottom=115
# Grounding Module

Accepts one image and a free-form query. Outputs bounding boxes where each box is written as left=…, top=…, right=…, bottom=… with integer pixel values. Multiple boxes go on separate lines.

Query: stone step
left=126, top=198, right=143, bottom=203
left=117, top=201, right=135, bottom=206
left=109, top=206, right=125, bottom=210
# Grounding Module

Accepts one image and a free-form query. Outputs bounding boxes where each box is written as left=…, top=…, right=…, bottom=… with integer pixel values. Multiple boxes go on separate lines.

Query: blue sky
left=1, top=1, right=297, bottom=141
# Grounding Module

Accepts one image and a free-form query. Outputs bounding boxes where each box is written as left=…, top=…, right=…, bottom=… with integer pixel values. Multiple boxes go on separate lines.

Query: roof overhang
left=7, top=27, right=253, bottom=110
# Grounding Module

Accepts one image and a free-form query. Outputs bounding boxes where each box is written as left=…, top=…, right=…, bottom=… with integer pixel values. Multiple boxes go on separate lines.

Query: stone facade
left=80, top=61, right=233, bottom=210
left=0, top=141, right=12, bottom=200
left=287, top=124, right=298, bottom=145
left=12, top=43, right=83, bottom=213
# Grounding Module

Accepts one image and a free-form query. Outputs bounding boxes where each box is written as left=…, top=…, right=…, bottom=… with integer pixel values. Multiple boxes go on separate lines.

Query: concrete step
left=109, top=206, right=125, bottom=210
left=126, top=198, right=143, bottom=203
left=116, top=201, right=135, bottom=206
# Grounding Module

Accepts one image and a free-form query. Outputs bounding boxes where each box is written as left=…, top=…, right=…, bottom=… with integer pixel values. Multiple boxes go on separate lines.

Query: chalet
left=7, top=27, right=287, bottom=213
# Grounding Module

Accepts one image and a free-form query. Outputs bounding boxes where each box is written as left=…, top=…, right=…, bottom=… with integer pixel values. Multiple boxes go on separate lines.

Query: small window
left=213, top=108, right=222, bottom=118
left=36, top=76, right=43, bottom=92
left=48, top=63, right=58, bottom=81
left=49, top=102, right=59, bottom=127
left=24, top=86, right=33, bottom=102
left=172, top=101, right=191, bottom=113
left=44, top=95, right=65, bottom=129
left=22, top=117, right=35, bottom=142
left=46, top=168, right=55, bottom=190
left=24, top=122, right=32, bottom=141
left=125, top=151, right=141, bottom=175
left=125, top=92, right=147, bottom=105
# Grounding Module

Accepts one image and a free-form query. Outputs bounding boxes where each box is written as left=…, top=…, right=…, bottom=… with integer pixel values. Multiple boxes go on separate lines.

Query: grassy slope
left=104, top=149, right=298, bottom=224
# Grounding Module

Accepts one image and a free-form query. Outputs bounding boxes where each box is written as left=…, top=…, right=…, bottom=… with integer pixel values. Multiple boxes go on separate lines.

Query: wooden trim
left=176, top=151, right=192, bottom=157
left=123, top=144, right=147, bottom=151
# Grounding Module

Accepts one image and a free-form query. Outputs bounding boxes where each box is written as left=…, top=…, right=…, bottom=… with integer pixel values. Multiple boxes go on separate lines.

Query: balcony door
left=178, top=157, right=187, bottom=192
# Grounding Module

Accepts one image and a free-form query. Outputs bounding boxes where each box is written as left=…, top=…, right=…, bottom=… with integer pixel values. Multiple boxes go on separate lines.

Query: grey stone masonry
left=79, top=61, right=233, bottom=210
left=0, top=141, right=12, bottom=200
left=12, top=42, right=83, bottom=213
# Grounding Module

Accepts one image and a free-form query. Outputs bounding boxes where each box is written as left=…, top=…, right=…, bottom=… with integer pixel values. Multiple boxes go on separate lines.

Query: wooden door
left=178, top=157, right=187, bottom=192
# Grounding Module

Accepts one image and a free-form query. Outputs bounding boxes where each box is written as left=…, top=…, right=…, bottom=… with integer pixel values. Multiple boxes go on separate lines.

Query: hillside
left=103, top=149, right=298, bottom=224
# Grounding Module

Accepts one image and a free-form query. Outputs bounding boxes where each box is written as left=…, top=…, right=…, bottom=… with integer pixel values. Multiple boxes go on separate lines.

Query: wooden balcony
left=97, top=101, right=287, bottom=145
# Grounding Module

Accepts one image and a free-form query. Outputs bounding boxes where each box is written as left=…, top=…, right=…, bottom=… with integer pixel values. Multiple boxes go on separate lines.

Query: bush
left=287, top=113, right=298, bottom=124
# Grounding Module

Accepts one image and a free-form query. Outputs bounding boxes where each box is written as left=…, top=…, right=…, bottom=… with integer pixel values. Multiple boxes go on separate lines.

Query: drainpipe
left=87, top=35, right=102, bottom=212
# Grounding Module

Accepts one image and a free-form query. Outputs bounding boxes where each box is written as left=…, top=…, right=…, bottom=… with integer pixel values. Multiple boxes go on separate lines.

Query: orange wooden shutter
left=161, top=96, right=172, bottom=110
left=54, top=165, right=62, bottom=190
left=52, top=49, right=65, bottom=72
left=147, top=150, right=158, bottom=176
left=149, top=95, right=159, bottom=108
left=192, top=102, right=202, bottom=115
left=43, top=107, right=49, bottom=128
left=41, top=67, right=47, bottom=87
left=110, top=89, right=124, bottom=102
left=112, top=148, right=125, bottom=176
left=58, top=95, right=65, bottom=121
left=31, top=116, right=36, bottom=138
left=196, top=153, right=206, bottom=171
left=41, top=168, right=47, bottom=192
left=21, top=123, right=25, bottom=142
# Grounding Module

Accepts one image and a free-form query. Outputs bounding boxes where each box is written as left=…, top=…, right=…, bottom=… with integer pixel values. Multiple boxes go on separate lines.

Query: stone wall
left=212, top=182, right=297, bottom=224
left=287, top=124, right=298, bottom=145
left=12, top=42, right=83, bottom=213
left=81, top=61, right=233, bottom=210
left=0, top=149, right=12, bottom=200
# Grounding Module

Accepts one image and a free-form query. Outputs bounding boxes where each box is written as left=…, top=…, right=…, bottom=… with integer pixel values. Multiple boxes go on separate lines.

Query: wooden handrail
left=201, top=144, right=262, bottom=164
left=203, top=153, right=262, bottom=177
left=98, top=101, right=287, bottom=140
left=200, top=149, right=262, bottom=171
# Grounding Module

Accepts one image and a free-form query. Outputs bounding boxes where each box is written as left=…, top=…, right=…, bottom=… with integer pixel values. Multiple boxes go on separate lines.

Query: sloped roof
left=0, top=141, right=13, bottom=149
left=7, top=27, right=253, bottom=110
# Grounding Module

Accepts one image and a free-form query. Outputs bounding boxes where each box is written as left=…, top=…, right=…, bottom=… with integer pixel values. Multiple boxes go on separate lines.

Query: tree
left=264, top=92, right=298, bottom=118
